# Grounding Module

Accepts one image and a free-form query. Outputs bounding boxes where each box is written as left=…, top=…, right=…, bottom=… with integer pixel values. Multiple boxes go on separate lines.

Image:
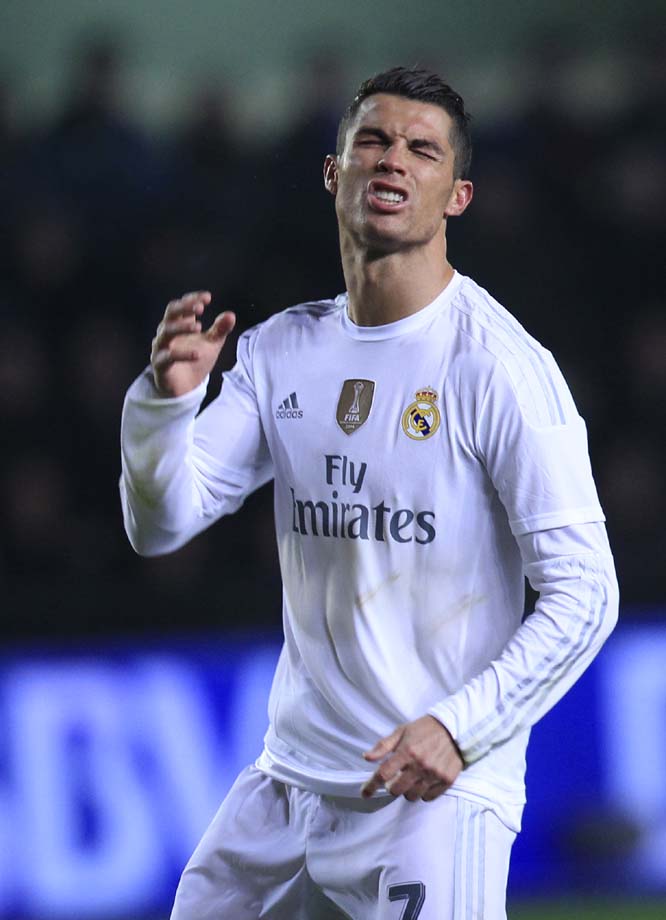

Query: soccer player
left=120, top=67, right=618, bottom=919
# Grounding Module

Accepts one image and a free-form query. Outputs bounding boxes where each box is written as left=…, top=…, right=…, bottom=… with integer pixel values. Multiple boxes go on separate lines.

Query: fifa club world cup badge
left=336, top=379, right=375, bottom=434
left=402, top=386, right=441, bottom=440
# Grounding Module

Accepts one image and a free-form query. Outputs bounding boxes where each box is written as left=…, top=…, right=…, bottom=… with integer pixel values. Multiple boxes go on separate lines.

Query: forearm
left=120, top=369, right=212, bottom=555
left=429, top=522, right=619, bottom=764
left=120, top=350, right=274, bottom=556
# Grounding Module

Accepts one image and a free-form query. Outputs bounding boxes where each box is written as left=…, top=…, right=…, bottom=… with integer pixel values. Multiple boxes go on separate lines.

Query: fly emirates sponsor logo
left=289, top=454, right=436, bottom=544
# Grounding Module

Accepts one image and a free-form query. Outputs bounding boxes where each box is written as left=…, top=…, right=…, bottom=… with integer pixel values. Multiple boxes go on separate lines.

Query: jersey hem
left=255, top=748, right=525, bottom=833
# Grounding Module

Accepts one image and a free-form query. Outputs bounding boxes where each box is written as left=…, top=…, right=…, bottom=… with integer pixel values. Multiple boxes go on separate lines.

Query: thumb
left=363, top=726, right=404, bottom=762
left=207, top=310, right=236, bottom=343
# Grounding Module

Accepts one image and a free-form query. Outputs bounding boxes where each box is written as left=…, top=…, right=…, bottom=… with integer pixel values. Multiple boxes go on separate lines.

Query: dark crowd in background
left=1, top=28, right=664, bottom=642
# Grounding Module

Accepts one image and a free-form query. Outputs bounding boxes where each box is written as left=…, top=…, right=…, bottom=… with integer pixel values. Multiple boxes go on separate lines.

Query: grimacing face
left=324, top=94, right=472, bottom=254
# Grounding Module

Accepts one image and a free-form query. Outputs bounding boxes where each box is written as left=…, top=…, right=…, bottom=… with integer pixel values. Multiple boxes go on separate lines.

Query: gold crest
left=336, top=379, right=375, bottom=435
left=402, top=386, right=441, bottom=440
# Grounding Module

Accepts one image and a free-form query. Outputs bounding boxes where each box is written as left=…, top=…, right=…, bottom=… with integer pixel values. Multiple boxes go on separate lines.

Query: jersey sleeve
left=429, top=520, right=618, bottom=764
left=475, top=349, right=605, bottom=535
left=428, top=347, right=616, bottom=763
left=120, top=325, right=273, bottom=556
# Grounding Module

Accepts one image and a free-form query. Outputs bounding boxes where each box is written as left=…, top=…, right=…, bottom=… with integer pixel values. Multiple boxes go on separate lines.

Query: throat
left=345, top=256, right=454, bottom=327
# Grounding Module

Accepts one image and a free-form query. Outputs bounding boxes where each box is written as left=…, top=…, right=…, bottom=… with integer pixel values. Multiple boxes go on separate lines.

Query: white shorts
left=170, top=764, right=515, bottom=919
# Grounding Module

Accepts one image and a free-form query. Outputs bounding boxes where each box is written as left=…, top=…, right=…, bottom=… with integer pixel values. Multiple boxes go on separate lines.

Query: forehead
left=347, top=93, right=453, bottom=145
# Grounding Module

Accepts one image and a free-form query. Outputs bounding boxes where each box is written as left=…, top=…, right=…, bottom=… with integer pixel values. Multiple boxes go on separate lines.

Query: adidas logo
left=275, top=391, right=303, bottom=420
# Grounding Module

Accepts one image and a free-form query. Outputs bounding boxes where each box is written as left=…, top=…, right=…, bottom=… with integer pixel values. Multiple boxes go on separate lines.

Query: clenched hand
left=361, top=715, right=464, bottom=803
left=151, top=291, right=236, bottom=397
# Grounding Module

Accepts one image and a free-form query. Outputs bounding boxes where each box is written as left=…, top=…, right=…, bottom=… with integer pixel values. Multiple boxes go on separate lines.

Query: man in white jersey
left=120, top=67, right=618, bottom=918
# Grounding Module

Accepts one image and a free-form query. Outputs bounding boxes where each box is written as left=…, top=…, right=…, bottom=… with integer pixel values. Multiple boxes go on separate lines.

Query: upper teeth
left=375, top=190, right=404, bottom=203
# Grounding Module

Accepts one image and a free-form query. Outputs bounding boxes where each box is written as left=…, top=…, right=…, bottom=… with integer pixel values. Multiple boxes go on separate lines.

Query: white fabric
left=120, top=271, right=618, bottom=833
left=170, top=764, right=515, bottom=920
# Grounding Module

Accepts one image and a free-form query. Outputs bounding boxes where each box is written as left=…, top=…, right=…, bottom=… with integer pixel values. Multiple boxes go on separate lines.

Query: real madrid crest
left=401, top=386, right=441, bottom=440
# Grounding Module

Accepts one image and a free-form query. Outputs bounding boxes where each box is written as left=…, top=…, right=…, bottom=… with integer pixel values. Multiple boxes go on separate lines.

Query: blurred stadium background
left=1, top=1, right=664, bottom=917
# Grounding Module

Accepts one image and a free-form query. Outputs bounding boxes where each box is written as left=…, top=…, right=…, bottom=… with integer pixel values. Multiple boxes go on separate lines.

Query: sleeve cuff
left=125, top=367, right=210, bottom=413
left=427, top=701, right=487, bottom=766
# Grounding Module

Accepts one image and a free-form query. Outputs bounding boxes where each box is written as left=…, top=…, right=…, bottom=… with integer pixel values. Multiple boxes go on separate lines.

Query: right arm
left=120, top=291, right=273, bottom=556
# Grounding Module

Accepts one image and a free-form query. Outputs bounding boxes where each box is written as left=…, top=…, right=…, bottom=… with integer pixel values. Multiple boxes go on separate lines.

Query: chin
left=358, top=218, right=411, bottom=252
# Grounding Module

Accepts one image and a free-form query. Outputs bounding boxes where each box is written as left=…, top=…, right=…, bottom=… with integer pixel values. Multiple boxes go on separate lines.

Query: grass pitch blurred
left=509, top=899, right=666, bottom=919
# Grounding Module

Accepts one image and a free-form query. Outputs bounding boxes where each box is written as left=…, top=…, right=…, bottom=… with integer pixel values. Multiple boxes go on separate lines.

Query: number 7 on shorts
left=388, top=882, right=426, bottom=919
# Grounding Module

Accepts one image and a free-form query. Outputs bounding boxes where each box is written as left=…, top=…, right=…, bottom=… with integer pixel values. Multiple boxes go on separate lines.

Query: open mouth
left=373, top=189, right=405, bottom=204
left=367, top=181, right=408, bottom=212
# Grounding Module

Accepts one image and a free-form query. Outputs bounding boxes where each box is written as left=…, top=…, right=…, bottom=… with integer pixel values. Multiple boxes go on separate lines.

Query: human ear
left=323, top=155, right=339, bottom=196
left=444, top=179, right=473, bottom=217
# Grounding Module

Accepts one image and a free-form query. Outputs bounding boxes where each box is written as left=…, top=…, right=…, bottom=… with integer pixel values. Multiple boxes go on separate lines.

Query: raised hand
left=151, top=291, right=236, bottom=397
left=361, top=715, right=464, bottom=803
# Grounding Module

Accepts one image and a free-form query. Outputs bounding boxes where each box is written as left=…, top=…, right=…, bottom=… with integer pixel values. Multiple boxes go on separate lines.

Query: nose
left=377, top=143, right=407, bottom=175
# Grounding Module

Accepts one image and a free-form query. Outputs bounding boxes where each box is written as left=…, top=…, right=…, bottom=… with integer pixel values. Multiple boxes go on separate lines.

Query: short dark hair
left=336, top=66, right=472, bottom=179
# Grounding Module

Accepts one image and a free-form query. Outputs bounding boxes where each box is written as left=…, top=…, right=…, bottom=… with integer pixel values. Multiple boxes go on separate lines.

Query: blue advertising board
left=0, top=638, right=279, bottom=918
left=0, top=623, right=661, bottom=917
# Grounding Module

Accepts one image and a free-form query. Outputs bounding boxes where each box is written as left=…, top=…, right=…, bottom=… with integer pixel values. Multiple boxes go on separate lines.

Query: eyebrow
left=410, top=137, right=446, bottom=158
left=354, top=127, right=390, bottom=143
left=354, top=126, right=446, bottom=158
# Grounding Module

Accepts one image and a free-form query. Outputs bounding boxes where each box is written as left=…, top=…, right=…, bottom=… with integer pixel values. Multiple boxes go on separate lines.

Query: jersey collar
left=338, top=271, right=462, bottom=341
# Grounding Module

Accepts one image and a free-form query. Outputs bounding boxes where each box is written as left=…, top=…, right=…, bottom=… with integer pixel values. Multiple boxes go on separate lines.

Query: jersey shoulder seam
left=239, top=297, right=343, bottom=355
left=450, top=277, right=568, bottom=427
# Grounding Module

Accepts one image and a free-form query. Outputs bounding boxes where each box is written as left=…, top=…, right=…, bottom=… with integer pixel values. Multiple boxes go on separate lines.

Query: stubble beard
left=342, top=208, right=443, bottom=263
left=336, top=174, right=449, bottom=264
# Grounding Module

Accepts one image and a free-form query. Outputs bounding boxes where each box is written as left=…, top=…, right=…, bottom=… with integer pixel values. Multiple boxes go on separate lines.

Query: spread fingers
left=154, top=317, right=202, bottom=349
left=164, top=291, right=212, bottom=320
left=152, top=346, right=200, bottom=370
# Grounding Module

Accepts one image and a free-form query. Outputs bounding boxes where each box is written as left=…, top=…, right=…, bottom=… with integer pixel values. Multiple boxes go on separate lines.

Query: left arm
left=362, top=520, right=618, bottom=800
left=429, top=519, right=618, bottom=763
left=362, top=351, right=619, bottom=800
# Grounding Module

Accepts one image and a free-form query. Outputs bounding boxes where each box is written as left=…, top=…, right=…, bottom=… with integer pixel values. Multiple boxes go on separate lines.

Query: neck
left=341, top=230, right=454, bottom=326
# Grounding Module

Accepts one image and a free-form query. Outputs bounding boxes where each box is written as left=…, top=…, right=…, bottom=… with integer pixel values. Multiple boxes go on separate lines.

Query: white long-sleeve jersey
left=120, top=271, right=618, bottom=831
